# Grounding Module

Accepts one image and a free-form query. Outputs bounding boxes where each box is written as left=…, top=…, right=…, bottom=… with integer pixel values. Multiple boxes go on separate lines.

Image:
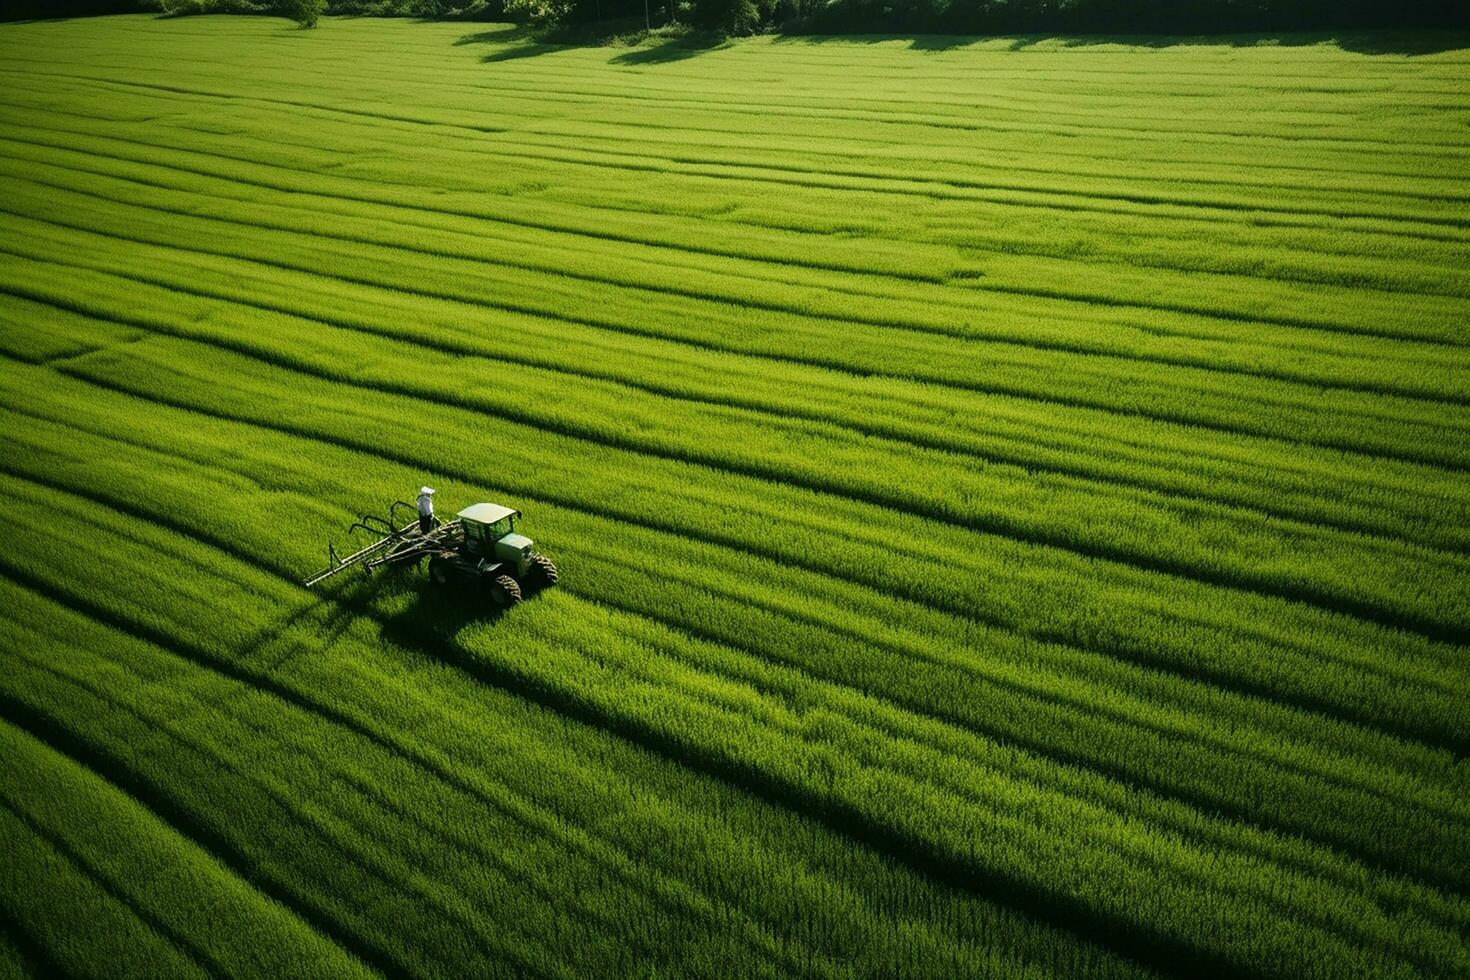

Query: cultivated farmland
left=0, top=14, right=1467, bottom=979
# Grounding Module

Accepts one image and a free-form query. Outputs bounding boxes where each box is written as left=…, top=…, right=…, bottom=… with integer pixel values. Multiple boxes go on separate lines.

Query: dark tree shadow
left=772, top=28, right=1469, bottom=55
left=905, top=33, right=977, bottom=51
left=453, top=24, right=532, bottom=45
left=1039, top=30, right=1470, bottom=54
left=479, top=41, right=570, bottom=62
left=609, top=34, right=727, bottom=65
left=451, top=15, right=730, bottom=65
left=1329, top=31, right=1470, bottom=54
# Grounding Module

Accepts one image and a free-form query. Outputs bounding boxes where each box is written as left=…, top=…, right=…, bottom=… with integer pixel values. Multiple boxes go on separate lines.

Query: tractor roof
left=458, top=502, right=519, bottom=525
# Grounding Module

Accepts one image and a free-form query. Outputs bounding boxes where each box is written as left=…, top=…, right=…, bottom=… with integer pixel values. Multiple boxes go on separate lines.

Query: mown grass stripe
left=10, top=342, right=1461, bottom=766
left=11, top=352, right=1470, bottom=905
left=0, top=519, right=838, bottom=980
left=17, top=257, right=1461, bottom=648
left=2, top=467, right=1458, bottom=980
left=6, top=130, right=1467, bottom=390
left=6, top=224, right=1464, bottom=572
left=11, top=181, right=1470, bottom=490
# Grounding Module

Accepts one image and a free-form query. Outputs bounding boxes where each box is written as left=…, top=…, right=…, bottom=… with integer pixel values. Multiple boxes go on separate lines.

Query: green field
left=1, top=14, right=1468, bottom=978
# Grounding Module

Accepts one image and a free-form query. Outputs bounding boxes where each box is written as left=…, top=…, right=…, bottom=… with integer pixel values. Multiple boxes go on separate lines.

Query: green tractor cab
left=304, top=498, right=557, bottom=608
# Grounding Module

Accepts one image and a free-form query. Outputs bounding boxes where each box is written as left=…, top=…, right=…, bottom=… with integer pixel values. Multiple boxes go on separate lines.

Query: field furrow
left=1, top=468, right=1464, bottom=980
left=2, top=14, right=1466, bottom=979
left=5, top=358, right=1469, bottom=910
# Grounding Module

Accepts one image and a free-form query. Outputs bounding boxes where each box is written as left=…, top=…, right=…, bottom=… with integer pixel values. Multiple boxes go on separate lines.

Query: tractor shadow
left=377, top=579, right=509, bottom=644
left=359, top=568, right=560, bottom=653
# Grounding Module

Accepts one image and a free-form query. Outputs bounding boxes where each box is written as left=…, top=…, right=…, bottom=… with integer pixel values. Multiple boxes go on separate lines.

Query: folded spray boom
left=302, top=499, right=462, bottom=587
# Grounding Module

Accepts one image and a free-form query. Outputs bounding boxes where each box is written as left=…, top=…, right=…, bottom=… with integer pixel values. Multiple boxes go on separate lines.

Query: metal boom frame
left=302, top=499, right=463, bottom=587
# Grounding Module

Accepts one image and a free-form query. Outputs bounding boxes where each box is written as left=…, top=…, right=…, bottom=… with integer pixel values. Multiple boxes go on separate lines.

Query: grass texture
left=0, top=15, right=1467, bottom=979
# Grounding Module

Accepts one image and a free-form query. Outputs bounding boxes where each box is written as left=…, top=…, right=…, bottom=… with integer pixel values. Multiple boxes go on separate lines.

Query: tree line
left=6, top=0, right=1464, bottom=39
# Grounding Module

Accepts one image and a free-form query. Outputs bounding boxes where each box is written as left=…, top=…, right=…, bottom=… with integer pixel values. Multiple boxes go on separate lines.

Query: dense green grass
left=0, top=15, right=1467, bottom=979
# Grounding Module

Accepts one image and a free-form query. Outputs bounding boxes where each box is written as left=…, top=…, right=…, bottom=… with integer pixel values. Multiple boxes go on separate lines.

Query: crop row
left=0, top=353, right=1455, bottom=781
left=5, top=67, right=1467, bottom=249
left=2, top=19, right=1466, bottom=978
left=3, top=38, right=1466, bottom=187
left=3, top=395, right=1465, bottom=927
left=0, top=240, right=1458, bottom=570
left=2, top=94, right=1466, bottom=352
left=3, top=338, right=1459, bottom=782
left=0, top=717, right=372, bottom=978
left=2, top=151, right=1464, bottom=480
left=2, top=94, right=1470, bottom=345
left=3, top=123, right=1466, bottom=407
left=2, top=208, right=1465, bottom=563
left=7, top=72, right=1465, bottom=281
left=0, top=119, right=1458, bottom=405
left=3, top=319, right=1466, bottom=801
left=4, top=340, right=1469, bottom=893
left=3, top=236, right=1467, bottom=670
left=0, top=429, right=1465, bottom=980
left=0, top=497, right=1138, bottom=980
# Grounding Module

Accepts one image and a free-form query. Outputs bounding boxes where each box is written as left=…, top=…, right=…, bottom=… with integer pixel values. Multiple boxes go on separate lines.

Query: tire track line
left=7, top=177, right=1467, bottom=474
left=6, top=57, right=1468, bottom=158
left=6, top=476, right=1424, bottom=980
left=0, top=540, right=833, bottom=980
left=6, top=363, right=1458, bottom=759
left=22, top=279, right=1465, bottom=647
left=8, top=128, right=1468, bottom=362
left=6, top=237, right=1461, bottom=561
left=7, top=400, right=1460, bottom=798
left=7, top=66, right=1468, bottom=237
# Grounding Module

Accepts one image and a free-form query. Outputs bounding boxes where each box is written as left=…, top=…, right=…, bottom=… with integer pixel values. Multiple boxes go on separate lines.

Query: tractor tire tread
left=493, top=573, right=523, bottom=606
left=532, top=554, right=559, bottom=585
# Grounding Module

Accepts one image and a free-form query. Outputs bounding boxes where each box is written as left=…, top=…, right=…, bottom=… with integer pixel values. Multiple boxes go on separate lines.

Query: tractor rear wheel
left=429, top=557, right=452, bottom=586
left=531, top=554, right=559, bottom=586
left=489, top=574, right=523, bottom=607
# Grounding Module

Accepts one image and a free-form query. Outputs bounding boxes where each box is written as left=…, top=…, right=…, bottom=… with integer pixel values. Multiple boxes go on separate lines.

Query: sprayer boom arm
left=302, top=500, right=463, bottom=587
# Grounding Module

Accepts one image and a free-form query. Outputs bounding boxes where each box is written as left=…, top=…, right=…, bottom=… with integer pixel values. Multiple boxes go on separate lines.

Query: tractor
left=304, top=498, right=558, bottom=607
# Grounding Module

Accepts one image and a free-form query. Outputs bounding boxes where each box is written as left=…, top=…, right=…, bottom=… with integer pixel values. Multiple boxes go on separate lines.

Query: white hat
left=419, top=486, right=435, bottom=495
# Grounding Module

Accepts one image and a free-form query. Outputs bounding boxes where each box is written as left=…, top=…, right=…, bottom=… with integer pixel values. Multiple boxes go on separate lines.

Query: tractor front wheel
left=531, top=554, right=559, bottom=586
left=489, top=574, right=523, bottom=607
left=429, top=557, right=452, bottom=586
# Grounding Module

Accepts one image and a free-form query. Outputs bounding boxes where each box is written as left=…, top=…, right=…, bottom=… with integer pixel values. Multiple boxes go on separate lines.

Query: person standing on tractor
left=417, top=486, right=436, bottom=533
